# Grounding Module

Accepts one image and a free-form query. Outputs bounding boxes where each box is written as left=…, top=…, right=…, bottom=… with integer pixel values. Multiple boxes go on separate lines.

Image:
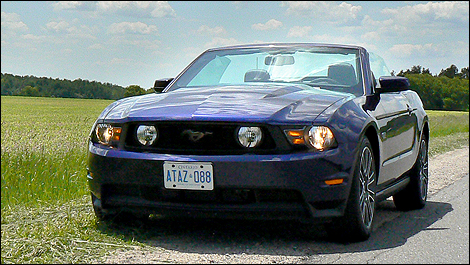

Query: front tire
left=393, top=137, right=428, bottom=211
left=326, top=137, right=377, bottom=242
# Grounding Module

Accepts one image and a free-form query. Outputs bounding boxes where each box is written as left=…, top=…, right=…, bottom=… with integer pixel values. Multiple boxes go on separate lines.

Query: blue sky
left=1, top=1, right=469, bottom=88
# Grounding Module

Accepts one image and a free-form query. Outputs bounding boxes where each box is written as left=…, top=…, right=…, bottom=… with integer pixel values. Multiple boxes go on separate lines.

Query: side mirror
left=376, top=76, right=410, bottom=93
left=153, top=78, right=174, bottom=93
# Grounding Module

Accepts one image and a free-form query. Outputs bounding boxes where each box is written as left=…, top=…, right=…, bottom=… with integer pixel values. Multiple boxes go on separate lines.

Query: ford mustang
left=86, top=43, right=429, bottom=242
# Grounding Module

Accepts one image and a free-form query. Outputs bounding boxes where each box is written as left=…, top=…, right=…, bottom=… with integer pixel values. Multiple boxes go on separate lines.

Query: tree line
left=0, top=73, right=154, bottom=100
left=1, top=64, right=469, bottom=111
left=1, top=73, right=129, bottom=100
left=394, top=65, right=469, bottom=111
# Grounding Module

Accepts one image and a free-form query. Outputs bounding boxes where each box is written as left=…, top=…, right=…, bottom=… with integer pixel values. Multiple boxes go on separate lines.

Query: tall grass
left=427, top=110, right=469, bottom=137
left=1, top=96, right=113, bottom=208
left=427, top=110, right=469, bottom=156
left=1, top=196, right=146, bottom=263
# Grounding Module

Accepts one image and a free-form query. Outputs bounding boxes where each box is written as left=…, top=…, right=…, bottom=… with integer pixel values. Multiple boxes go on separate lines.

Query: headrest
left=244, top=69, right=270, bottom=82
left=328, top=63, right=357, bottom=86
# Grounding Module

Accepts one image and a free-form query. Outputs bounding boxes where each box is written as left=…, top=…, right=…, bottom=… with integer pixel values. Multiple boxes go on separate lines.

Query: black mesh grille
left=124, top=122, right=282, bottom=155
left=104, top=184, right=304, bottom=205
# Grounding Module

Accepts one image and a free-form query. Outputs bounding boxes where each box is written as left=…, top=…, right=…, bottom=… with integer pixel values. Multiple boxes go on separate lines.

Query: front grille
left=103, top=184, right=303, bottom=205
left=124, top=122, right=284, bottom=155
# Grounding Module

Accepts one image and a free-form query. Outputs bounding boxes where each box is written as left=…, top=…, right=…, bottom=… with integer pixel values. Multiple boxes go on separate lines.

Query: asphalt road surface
left=303, top=174, right=469, bottom=264
left=104, top=147, right=469, bottom=264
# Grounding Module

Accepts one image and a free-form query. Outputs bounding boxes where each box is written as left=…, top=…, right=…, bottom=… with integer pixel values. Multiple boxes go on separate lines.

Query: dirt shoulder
left=428, top=146, right=469, bottom=195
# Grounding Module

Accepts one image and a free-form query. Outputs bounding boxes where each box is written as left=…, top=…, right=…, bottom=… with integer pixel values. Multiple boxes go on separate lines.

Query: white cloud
left=287, top=26, right=312, bottom=37
left=44, top=20, right=97, bottom=39
left=21, top=34, right=47, bottom=42
left=67, top=25, right=98, bottom=39
left=107, top=36, right=161, bottom=51
left=149, top=1, right=176, bottom=17
left=52, top=1, right=177, bottom=18
left=361, top=31, right=381, bottom=42
left=97, top=1, right=176, bottom=18
left=282, top=1, right=363, bottom=24
left=358, top=2, right=469, bottom=46
left=108, top=22, right=158, bottom=35
left=389, top=43, right=430, bottom=58
left=1, top=12, right=28, bottom=32
left=52, top=1, right=96, bottom=11
left=388, top=43, right=447, bottom=59
left=361, top=15, right=393, bottom=28
left=46, top=21, right=70, bottom=33
left=385, top=41, right=469, bottom=73
left=382, top=1, right=469, bottom=23
left=197, top=25, right=227, bottom=36
left=252, top=19, right=283, bottom=31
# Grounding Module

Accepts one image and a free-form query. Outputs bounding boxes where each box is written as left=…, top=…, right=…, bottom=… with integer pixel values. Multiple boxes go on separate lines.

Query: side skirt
left=376, top=175, right=410, bottom=202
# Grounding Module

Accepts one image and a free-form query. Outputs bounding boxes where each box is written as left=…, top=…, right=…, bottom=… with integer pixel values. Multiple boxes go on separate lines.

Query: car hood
left=103, top=84, right=355, bottom=124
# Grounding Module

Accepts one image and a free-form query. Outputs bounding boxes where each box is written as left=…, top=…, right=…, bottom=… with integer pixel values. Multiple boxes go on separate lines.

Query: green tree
left=397, top=65, right=432, bottom=76
left=19, top=85, right=41, bottom=97
left=438, top=64, right=458, bottom=78
left=1, top=73, right=126, bottom=99
left=124, top=85, right=149, bottom=97
left=410, top=65, right=422, bottom=74
left=459, top=67, right=468, bottom=79
left=422, top=68, right=431, bottom=75
left=405, top=73, right=469, bottom=111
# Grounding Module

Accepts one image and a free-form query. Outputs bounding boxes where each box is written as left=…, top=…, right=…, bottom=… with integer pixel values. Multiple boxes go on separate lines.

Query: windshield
left=169, top=46, right=364, bottom=96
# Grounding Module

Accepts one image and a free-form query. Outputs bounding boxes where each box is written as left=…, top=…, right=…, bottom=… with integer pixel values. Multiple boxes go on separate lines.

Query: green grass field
left=1, top=96, right=113, bottom=208
left=1, top=95, right=469, bottom=263
left=426, top=110, right=469, bottom=157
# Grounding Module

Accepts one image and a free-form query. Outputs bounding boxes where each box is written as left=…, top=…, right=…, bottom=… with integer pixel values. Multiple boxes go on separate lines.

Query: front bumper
left=87, top=142, right=356, bottom=222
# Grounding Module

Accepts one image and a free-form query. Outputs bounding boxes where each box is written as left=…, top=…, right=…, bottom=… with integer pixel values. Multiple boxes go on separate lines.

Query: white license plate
left=163, top=162, right=214, bottom=190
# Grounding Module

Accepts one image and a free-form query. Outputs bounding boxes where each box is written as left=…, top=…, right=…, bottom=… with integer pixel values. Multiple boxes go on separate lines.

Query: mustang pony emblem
left=181, top=130, right=213, bottom=142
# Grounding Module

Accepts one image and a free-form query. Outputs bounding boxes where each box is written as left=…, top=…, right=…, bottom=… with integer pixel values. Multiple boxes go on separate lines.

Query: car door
left=374, top=91, right=417, bottom=184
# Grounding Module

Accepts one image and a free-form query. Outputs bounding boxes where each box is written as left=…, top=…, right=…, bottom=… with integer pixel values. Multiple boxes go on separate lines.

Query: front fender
left=313, top=98, right=377, bottom=172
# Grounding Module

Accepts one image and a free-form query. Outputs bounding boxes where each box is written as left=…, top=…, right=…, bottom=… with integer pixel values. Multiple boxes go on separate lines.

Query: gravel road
left=104, top=146, right=469, bottom=264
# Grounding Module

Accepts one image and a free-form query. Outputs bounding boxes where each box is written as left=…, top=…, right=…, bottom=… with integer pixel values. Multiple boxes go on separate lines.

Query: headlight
left=136, top=125, right=158, bottom=146
left=95, top=123, right=121, bottom=146
left=284, top=126, right=336, bottom=151
left=237, top=126, right=263, bottom=148
left=307, top=126, right=336, bottom=151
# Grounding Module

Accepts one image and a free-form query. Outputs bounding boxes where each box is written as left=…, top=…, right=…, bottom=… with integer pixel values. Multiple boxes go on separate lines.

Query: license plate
left=163, top=162, right=214, bottom=190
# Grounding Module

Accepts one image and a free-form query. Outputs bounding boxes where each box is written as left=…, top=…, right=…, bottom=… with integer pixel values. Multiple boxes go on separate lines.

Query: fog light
left=136, top=125, right=158, bottom=146
left=237, top=127, right=263, bottom=148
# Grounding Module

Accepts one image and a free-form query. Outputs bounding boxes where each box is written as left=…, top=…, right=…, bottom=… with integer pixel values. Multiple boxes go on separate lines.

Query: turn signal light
left=324, top=179, right=344, bottom=185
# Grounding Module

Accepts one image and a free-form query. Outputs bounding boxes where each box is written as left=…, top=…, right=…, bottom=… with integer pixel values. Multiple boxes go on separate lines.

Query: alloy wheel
left=359, top=146, right=375, bottom=229
left=418, top=140, right=429, bottom=201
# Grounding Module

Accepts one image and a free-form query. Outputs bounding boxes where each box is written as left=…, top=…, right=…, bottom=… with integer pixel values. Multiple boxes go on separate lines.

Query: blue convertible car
left=87, top=43, right=429, bottom=241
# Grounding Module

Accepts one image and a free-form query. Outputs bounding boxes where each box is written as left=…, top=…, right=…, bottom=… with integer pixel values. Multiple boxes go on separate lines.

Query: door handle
left=406, top=104, right=413, bottom=116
